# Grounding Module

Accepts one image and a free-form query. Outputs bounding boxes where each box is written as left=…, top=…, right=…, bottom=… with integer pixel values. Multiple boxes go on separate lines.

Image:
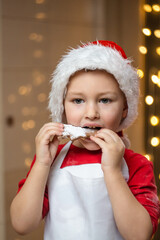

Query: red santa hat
left=48, top=40, right=139, bottom=132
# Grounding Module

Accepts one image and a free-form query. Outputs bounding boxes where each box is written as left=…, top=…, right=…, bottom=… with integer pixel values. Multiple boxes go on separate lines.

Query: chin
left=79, top=138, right=101, bottom=151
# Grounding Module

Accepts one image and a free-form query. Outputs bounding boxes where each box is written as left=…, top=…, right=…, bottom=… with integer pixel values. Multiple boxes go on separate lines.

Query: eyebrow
left=67, top=92, right=84, bottom=95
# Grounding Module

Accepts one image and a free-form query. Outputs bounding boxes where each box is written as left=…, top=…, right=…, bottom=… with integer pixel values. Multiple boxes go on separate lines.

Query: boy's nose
left=85, top=103, right=100, bottom=120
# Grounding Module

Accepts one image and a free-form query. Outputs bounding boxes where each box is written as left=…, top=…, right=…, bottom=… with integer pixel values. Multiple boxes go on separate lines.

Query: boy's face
left=64, top=70, right=127, bottom=150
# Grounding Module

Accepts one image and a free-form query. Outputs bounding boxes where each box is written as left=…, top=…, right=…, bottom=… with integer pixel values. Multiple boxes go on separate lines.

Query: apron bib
left=44, top=141, right=129, bottom=240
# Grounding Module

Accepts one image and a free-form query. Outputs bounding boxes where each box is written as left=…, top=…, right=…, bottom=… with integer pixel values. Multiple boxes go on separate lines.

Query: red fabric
left=90, top=40, right=127, bottom=59
left=18, top=144, right=160, bottom=234
left=124, top=149, right=160, bottom=235
left=61, top=145, right=101, bottom=168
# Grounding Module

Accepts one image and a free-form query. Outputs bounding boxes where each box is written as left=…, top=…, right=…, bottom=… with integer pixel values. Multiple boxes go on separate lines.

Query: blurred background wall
left=0, top=0, right=159, bottom=239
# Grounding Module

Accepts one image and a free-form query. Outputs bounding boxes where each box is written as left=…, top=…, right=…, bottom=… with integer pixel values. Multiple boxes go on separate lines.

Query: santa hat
left=48, top=40, right=139, bottom=132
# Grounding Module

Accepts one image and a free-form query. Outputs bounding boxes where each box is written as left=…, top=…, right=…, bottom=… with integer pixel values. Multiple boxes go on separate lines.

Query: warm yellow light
left=29, top=33, right=43, bottom=42
left=156, top=71, right=160, bottom=87
left=36, top=35, right=43, bottom=42
left=33, top=50, right=43, bottom=58
left=24, top=158, right=32, bottom=168
left=37, top=93, right=47, bottom=102
left=150, top=116, right=159, bottom=126
left=154, top=29, right=160, bottom=38
left=36, top=0, right=45, bottom=3
left=143, top=4, right=152, bottom=12
left=157, top=79, right=160, bottom=88
left=29, top=33, right=37, bottom=40
left=137, top=69, right=144, bottom=78
left=142, top=28, right=151, bottom=36
left=151, top=137, right=160, bottom=147
left=139, top=46, right=147, bottom=54
left=35, top=12, right=46, bottom=19
left=33, top=76, right=44, bottom=85
left=19, top=86, right=28, bottom=95
left=32, top=71, right=45, bottom=86
left=22, top=120, right=35, bottom=130
left=22, top=121, right=29, bottom=130
left=145, top=95, right=154, bottom=105
left=156, top=47, right=160, bottom=55
left=27, top=120, right=36, bottom=129
left=151, top=74, right=159, bottom=84
left=152, top=4, right=160, bottom=12
left=18, top=85, right=32, bottom=96
left=144, top=154, right=152, bottom=161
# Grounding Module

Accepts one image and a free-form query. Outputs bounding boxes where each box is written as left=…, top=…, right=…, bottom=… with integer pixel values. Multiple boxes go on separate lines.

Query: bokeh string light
left=140, top=2, right=160, bottom=236
left=140, top=2, right=160, bottom=153
left=6, top=0, right=48, bottom=169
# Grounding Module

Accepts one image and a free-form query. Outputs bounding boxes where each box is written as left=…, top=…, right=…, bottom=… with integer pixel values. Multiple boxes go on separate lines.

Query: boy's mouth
left=83, top=126, right=102, bottom=131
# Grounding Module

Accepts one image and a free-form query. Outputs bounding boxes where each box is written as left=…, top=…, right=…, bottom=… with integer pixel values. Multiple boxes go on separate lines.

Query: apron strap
left=50, top=141, right=72, bottom=172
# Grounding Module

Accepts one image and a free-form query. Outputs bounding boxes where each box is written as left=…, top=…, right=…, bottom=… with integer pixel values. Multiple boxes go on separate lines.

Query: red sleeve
left=124, top=149, right=160, bottom=235
left=17, top=144, right=65, bottom=218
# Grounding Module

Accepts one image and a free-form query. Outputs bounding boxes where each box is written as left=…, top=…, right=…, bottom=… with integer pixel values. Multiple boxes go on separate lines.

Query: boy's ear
left=122, top=97, right=128, bottom=119
left=120, top=107, right=128, bottom=125
left=122, top=106, right=128, bottom=119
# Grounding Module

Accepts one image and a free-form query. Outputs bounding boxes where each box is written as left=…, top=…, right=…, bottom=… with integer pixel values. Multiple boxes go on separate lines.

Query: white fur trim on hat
left=48, top=41, right=139, bottom=131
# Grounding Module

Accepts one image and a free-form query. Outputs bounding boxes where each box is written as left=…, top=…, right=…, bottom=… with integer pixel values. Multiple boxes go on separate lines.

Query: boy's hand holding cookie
left=90, top=129, right=125, bottom=172
left=35, top=123, right=64, bottom=166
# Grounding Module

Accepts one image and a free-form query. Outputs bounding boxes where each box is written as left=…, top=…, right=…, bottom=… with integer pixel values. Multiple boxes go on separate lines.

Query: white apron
left=44, top=141, right=129, bottom=240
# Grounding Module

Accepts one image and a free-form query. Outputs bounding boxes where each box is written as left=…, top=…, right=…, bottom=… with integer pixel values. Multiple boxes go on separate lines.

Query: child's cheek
left=102, top=110, right=123, bottom=130
left=65, top=103, right=83, bottom=123
left=64, top=109, right=81, bottom=126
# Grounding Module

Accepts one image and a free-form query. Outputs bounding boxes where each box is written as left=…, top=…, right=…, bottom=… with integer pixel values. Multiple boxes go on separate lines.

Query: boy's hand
left=35, top=123, right=64, bottom=166
left=90, top=129, right=125, bottom=172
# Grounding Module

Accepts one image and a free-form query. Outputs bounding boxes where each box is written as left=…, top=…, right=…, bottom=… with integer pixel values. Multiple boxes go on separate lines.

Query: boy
left=10, top=41, right=160, bottom=240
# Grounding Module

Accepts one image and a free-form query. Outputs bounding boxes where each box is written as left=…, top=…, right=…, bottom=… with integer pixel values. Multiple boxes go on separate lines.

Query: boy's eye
left=100, top=98, right=111, bottom=104
left=73, top=98, right=84, bottom=104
